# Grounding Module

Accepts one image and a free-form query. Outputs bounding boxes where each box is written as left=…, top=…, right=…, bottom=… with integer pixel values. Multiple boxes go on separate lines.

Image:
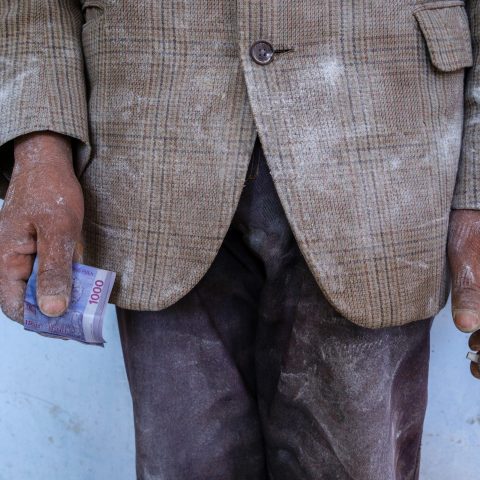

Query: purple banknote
left=24, top=259, right=116, bottom=345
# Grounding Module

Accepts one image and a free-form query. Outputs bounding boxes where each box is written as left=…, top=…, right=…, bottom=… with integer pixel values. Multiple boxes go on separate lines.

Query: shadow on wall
left=0, top=287, right=477, bottom=478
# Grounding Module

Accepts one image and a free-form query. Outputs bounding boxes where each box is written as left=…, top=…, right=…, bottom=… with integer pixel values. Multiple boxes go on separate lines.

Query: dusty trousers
left=116, top=136, right=433, bottom=480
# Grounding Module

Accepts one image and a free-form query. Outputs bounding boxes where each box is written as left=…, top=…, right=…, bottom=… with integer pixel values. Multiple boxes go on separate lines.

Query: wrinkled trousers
left=117, top=136, right=433, bottom=480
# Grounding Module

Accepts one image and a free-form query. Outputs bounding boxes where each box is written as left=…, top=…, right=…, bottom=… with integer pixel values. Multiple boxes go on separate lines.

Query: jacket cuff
left=0, top=51, right=91, bottom=199
left=452, top=118, right=480, bottom=210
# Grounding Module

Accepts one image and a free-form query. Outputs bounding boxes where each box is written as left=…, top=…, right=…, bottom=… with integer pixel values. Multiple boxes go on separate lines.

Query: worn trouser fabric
left=116, top=136, right=433, bottom=480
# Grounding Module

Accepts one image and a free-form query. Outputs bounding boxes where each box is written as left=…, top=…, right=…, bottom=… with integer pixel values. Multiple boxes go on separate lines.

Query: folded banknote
left=24, top=259, right=116, bottom=346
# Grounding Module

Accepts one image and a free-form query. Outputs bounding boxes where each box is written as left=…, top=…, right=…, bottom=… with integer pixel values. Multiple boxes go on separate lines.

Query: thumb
left=36, top=229, right=75, bottom=317
left=451, top=265, right=480, bottom=333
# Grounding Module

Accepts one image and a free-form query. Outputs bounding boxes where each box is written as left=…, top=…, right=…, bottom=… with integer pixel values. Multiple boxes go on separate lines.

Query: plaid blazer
left=0, top=0, right=478, bottom=328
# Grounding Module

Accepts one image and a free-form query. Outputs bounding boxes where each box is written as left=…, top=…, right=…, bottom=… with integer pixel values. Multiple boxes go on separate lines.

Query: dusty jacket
left=0, top=0, right=478, bottom=327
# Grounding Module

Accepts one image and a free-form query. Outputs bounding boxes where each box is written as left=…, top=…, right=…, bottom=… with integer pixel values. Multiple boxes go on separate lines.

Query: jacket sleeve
left=0, top=0, right=90, bottom=199
left=453, top=0, right=480, bottom=208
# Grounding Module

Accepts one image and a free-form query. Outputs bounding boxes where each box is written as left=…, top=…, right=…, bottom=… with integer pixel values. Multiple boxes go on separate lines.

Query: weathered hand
left=448, top=209, right=480, bottom=379
left=0, top=132, right=84, bottom=324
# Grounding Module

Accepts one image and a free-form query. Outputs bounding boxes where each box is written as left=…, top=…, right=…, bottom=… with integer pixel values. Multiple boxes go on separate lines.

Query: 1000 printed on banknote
left=24, top=259, right=116, bottom=346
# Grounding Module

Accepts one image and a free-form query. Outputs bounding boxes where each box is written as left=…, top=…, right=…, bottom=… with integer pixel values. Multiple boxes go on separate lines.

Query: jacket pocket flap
left=413, top=1, right=473, bottom=72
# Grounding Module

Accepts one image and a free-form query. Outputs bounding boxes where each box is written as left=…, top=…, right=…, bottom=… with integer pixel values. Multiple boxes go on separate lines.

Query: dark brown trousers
left=117, top=136, right=433, bottom=480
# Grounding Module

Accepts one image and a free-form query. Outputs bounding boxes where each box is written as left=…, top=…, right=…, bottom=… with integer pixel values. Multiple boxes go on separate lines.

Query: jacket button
left=250, top=40, right=274, bottom=65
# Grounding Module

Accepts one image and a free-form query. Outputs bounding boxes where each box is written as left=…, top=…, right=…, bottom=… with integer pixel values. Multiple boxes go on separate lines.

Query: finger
left=469, top=330, right=480, bottom=351
left=448, top=211, right=480, bottom=332
left=470, top=361, right=480, bottom=380
left=36, top=229, right=75, bottom=317
left=0, top=249, right=35, bottom=281
left=450, top=266, right=480, bottom=332
left=0, top=235, right=35, bottom=324
left=451, top=287, right=480, bottom=332
left=452, top=307, right=480, bottom=333
left=0, top=279, right=27, bottom=324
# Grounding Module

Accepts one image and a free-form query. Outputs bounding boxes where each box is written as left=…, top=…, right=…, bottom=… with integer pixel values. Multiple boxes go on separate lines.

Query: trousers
left=116, top=136, right=433, bottom=480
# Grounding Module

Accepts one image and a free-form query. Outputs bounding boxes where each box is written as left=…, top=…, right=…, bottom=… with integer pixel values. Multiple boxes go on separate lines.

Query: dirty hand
left=448, top=209, right=480, bottom=379
left=0, top=132, right=84, bottom=324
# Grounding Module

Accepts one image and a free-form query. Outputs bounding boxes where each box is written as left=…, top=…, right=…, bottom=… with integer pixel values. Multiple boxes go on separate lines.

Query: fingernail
left=453, top=310, right=480, bottom=332
left=38, top=295, right=68, bottom=317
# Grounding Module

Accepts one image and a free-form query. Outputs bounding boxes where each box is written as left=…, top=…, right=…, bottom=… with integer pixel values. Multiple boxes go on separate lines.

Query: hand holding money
left=0, top=132, right=84, bottom=322
left=24, top=259, right=116, bottom=345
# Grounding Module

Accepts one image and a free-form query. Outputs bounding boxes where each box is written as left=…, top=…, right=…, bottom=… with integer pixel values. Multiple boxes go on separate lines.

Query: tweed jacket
left=0, top=0, right=479, bottom=328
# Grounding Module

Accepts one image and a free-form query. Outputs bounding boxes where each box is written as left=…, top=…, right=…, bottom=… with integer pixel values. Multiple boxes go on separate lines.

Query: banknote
left=24, top=258, right=116, bottom=345
left=467, top=352, right=480, bottom=364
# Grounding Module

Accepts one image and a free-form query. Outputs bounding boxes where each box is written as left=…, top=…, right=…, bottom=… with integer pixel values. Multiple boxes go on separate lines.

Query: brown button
left=250, top=40, right=274, bottom=65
